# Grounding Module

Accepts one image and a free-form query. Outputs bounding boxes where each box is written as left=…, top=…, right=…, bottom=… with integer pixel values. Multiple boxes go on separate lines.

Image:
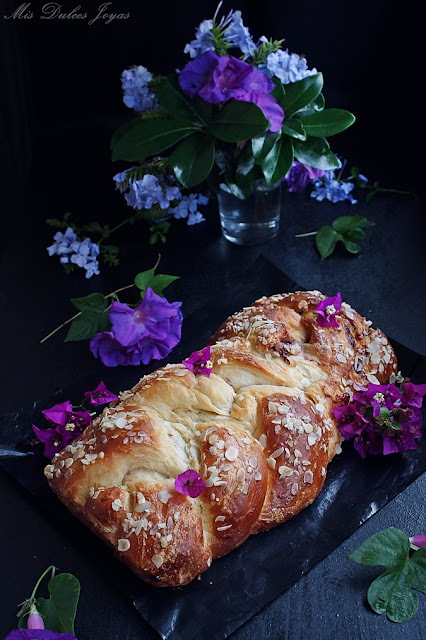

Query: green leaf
left=409, top=547, right=426, bottom=595
left=36, top=597, right=62, bottom=633
left=70, top=293, right=108, bottom=312
left=111, top=119, right=198, bottom=162
left=236, top=143, right=256, bottom=178
left=332, top=215, right=375, bottom=234
left=48, top=573, right=80, bottom=634
left=341, top=239, right=361, bottom=254
left=207, top=101, right=269, bottom=142
left=280, top=73, right=323, bottom=118
left=270, top=79, right=286, bottom=106
left=299, top=108, right=355, bottom=137
left=345, top=228, right=366, bottom=242
left=222, top=177, right=253, bottom=200
left=315, top=226, right=340, bottom=260
left=64, top=309, right=111, bottom=342
left=252, top=131, right=281, bottom=164
left=293, top=137, right=340, bottom=170
left=261, top=135, right=293, bottom=185
left=134, top=268, right=179, bottom=297
left=348, top=528, right=410, bottom=567
left=155, top=74, right=211, bottom=126
left=368, top=567, right=419, bottom=623
left=170, top=133, right=215, bottom=188
left=281, top=119, right=307, bottom=140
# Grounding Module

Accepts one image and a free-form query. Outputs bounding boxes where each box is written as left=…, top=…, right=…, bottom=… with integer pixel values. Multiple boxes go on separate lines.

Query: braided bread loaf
left=44, top=291, right=397, bottom=587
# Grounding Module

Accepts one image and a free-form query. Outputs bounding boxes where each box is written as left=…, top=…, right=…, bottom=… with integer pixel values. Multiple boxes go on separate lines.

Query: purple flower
left=84, top=381, right=118, bottom=406
left=27, top=608, right=45, bottom=630
left=33, top=400, right=92, bottom=458
left=183, top=345, right=214, bottom=377
left=179, top=50, right=219, bottom=99
left=90, top=288, right=183, bottom=367
left=174, top=470, right=205, bottom=498
left=236, top=90, right=284, bottom=132
left=409, top=535, right=426, bottom=548
left=284, top=160, right=326, bottom=193
left=4, top=631, right=76, bottom=639
left=333, top=380, right=424, bottom=457
left=332, top=404, right=367, bottom=438
left=315, top=292, right=342, bottom=328
left=401, top=381, right=426, bottom=409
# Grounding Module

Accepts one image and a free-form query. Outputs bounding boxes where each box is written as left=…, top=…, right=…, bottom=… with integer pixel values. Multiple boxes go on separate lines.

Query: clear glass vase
left=217, top=181, right=281, bottom=246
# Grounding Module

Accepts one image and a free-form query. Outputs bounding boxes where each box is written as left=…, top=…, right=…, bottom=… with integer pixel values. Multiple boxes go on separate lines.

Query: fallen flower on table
left=333, top=379, right=425, bottom=457
left=4, top=565, right=80, bottom=639
left=33, top=382, right=117, bottom=459
left=348, top=527, right=426, bottom=623
left=40, top=258, right=182, bottom=367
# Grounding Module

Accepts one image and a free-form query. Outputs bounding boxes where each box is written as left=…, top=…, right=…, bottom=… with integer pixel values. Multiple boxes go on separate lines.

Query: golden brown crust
left=45, top=290, right=397, bottom=587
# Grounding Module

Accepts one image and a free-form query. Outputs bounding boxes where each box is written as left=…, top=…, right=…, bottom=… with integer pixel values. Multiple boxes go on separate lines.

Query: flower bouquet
left=112, top=3, right=355, bottom=244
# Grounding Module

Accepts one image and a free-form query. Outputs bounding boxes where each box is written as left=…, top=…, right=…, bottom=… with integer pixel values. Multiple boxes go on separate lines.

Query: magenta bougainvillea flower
left=83, top=381, right=118, bottom=406
left=90, top=287, right=183, bottom=367
left=284, top=160, right=326, bottom=192
left=175, top=470, right=205, bottom=498
left=33, top=400, right=92, bottom=458
left=42, top=401, right=91, bottom=432
left=409, top=535, right=426, bottom=548
left=315, top=292, right=342, bottom=328
left=4, top=630, right=77, bottom=639
left=333, top=380, right=425, bottom=457
left=183, top=345, right=214, bottom=377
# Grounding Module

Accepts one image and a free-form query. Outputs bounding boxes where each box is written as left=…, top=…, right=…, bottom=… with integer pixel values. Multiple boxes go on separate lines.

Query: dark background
left=1, top=0, right=424, bottom=212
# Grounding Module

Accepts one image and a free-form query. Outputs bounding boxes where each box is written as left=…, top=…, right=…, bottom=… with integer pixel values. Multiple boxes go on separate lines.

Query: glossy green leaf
left=170, top=133, right=215, bottom=188
left=261, top=136, right=293, bottom=185
left=48, top=573, right=80, bottom=634
left=332, top=216, right=375, bottom=234
left=299, top=108, right=355, bottom=137
left=70, top=293, right=108, bottom=312
left=280, top=73, right=323, bottom=118
left=315, top=226, right=340, bottom=260
left=207, top=101, right=269, bottom=142
left=134, top=268, right=179, bottom=297
left=251, top=131, right=281, bottom=163
left=64, top=309, right=110, bottom=342
left=342, top=238, right=361, bottom=254
left=236, top=143, right=256, bottom=177
left=293, top=137, right=340, bottom=170
left=270, top=79, right=286, bottom=106
left=281, top=119, right=307, bottom=140
left=155, top=75, right=211, bottom=125
left=111, top=119, right=198, bottom=162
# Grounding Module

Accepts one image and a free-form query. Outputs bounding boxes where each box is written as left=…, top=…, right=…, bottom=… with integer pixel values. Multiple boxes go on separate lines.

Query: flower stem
left=31, top=566, right=56, bottom=600
left=40, top=312, right=81, bottom=344
left=295, top=231, right=317, bottom=238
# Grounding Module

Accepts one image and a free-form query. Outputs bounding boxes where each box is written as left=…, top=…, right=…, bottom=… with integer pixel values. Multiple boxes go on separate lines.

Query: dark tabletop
left=1, top=1, right=426, bottom=637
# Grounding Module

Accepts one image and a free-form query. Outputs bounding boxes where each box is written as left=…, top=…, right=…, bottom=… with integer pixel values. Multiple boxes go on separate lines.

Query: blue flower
left=223, top=10, right=256, bottom=57
left=169, top=193, right=208, bottom=224
left=184, top=19, right=215, bottom=58
left=47, top=227, right=100, bottom=277
left=310, top=170, right=357, bottom=204
left=121, top=66, right=158, bottom=112
left=259, top=49, right=317, bottom=84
